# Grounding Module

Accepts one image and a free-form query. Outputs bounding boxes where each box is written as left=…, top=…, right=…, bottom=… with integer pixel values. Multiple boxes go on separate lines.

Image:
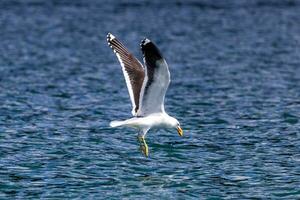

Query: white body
left=110, top=113, right=177, bottom=135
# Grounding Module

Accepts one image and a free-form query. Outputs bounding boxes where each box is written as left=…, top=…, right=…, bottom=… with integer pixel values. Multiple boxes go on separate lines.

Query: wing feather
left=107, top=33, right=145, bottom=115
left=138, top=38, right=170, bottom=116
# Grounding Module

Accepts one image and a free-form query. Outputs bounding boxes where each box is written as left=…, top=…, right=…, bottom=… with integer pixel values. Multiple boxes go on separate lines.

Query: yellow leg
left=138, top=135, right=149, bottom=157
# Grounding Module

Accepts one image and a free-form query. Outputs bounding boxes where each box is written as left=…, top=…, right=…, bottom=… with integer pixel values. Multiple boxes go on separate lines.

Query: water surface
left=1, top=0, right=300, bottom=199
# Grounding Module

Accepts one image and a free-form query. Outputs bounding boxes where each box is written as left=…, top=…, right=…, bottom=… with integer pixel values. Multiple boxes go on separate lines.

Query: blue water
left=1, top=0, right=300, bottom=199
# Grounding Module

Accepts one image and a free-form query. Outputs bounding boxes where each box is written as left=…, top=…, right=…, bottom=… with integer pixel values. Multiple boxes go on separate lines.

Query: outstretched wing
left=138, top=38, right=171, bottom=116
left=107, top=33, right=145, bottom=116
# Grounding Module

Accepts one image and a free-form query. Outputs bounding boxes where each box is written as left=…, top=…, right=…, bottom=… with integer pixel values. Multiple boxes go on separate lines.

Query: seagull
left=107, top=33, right=183, bottom=157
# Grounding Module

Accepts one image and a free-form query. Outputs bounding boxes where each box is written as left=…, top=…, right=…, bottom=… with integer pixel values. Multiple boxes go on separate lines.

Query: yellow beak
left=177, top=126, right=183, bottom=137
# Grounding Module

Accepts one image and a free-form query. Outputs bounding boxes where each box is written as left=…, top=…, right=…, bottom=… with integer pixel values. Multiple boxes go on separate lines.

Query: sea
left=0, top=0, right=300, bottom=199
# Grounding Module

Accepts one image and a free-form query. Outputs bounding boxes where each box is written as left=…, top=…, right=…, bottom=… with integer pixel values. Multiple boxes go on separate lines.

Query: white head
left=167, top=116, right=183, bottom=137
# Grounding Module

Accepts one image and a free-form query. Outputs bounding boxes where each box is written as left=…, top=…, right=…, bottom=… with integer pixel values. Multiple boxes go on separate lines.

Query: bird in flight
left=107, top=33, right=183, bottom=157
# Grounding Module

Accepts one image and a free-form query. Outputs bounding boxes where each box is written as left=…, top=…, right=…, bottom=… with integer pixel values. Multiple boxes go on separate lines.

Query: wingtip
left=140, top=38, right=151, bottom=47
left=140, top=38, right=163, bottom=58
left=106, top=33, right=115, bottom=48
left=107, top=33, right=115, bottom=41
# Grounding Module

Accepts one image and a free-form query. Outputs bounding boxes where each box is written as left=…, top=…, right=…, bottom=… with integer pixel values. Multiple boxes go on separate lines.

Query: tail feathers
left=110, top=120, right=125, bottom=127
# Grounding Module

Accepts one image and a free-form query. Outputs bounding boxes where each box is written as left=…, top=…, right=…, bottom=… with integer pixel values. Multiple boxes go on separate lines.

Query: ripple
left=1, top=0, right=300, bottom=199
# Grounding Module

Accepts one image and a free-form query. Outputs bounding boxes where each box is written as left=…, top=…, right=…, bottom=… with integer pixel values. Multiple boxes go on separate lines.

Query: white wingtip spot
left=144, top=38, right=151, bottom=44
left=141, top=38, right=151, bottom=46
left=107, top=33, right=115, bottom=41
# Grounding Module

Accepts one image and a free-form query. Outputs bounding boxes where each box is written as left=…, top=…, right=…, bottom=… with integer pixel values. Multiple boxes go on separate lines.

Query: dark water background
left=1, top=0, right=300, bottom=199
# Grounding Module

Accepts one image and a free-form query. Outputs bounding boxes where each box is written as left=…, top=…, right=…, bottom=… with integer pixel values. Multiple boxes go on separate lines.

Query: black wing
left=138, top=38, right=170, bottom=116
